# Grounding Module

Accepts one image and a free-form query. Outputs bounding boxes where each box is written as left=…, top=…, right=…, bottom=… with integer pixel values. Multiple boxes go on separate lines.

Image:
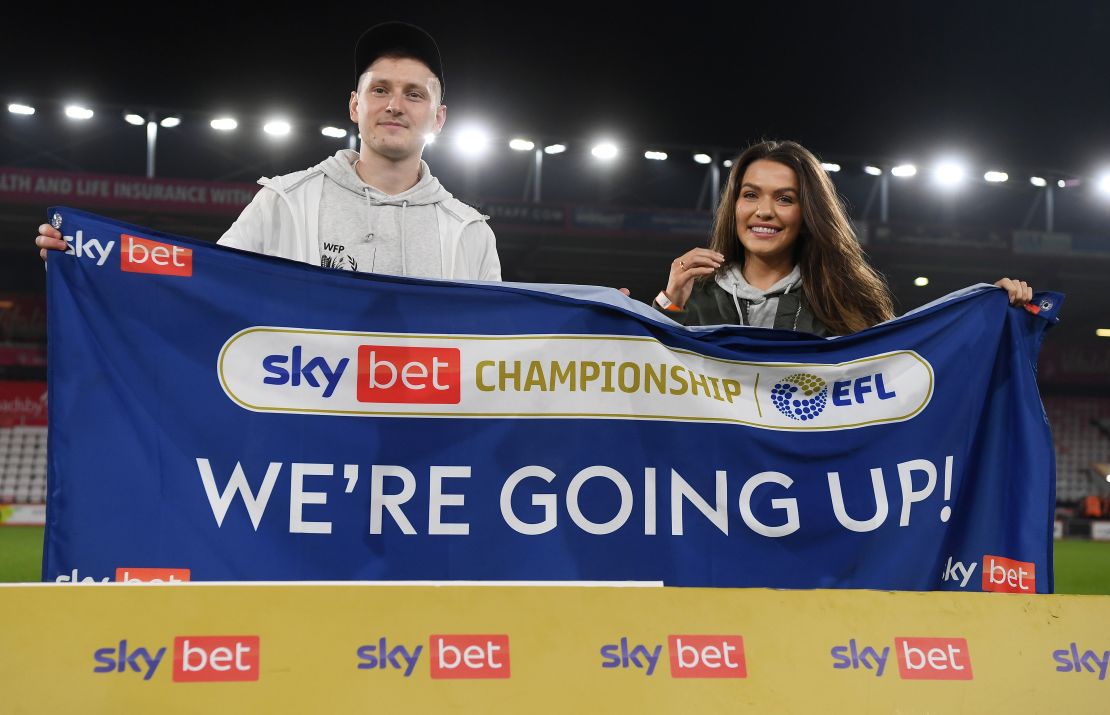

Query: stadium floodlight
left=1029, top=176, right=1047, bottom=187
left=1096, top=328, right=1110, bottom=337
left=210, top=117, right=238, bottom=131
left=914, top=276, right=929, bottom=287
left=863, top=165, right=882, bottom=176
left=693, top=153, right=712, bottom=165
left=124, top=113, right=145, bottom=126
left=7, top=103, right=35, bottom=115
left=933, top=160, right=966, bottom=187
left=1057, top=179, right=1066, bottom=189
left=455, top=127, right=491, bottom=157
left=321, top=126, right=347, bottom=138
left=723, top=159, right=733, bottom=168
left=644, top=150, right=668, bottom=161
left=1097, top=173, right=1110, bottom=196
left=509, top=138, right=535, bottom=151
left=65, top=105, right=94, bottom=120
left=984, top=171, right=1009, bottom=183
left=591, top=142, right=618, bottom=161
left=544, top=143, right=566, bottom=155
left=263, top=120, right=291, bottom=137
left=891, top=164, right=917, bottom=178
left=820, top=162, right=841, bottom=173
left=160, top=116, right=181, bottom=128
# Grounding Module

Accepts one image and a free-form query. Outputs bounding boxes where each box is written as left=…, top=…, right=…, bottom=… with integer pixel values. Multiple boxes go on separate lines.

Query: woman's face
left=734, top=160, right=803, bottom=263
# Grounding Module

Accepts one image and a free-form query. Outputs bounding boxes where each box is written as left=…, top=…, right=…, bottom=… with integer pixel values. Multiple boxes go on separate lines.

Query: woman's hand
left=35, top=223, right=67, bottom=262
left=663, top=249, right=724, bottom=309
left=994, top=277, right=1033, bottom=306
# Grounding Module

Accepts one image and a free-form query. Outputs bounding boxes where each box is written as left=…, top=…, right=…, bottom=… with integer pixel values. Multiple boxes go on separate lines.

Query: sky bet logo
left=831, top=637, right=972, bottom=680
left=261, top=344, right=460, bottom=403
left=120, top=233, right=192, bottom=276
left=64, top=230, right=191, bottom=275
left=93, top=636, right=259, bottom=682
left=941, top=554, right=1035, bottom=592
left=1054, top=643, right=1110, bottom=680
left=356, top=635, right=510, bottom=678
left=600, top=635, right=746, bottom=678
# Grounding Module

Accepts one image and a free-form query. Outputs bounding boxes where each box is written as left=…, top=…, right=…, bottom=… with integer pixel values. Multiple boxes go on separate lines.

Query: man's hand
left=994, top=277, right=1033, bottom=306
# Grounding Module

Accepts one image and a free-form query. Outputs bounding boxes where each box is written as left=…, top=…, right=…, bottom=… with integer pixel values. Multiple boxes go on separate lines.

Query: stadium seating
left=0, top=426, right=47, bottom=504
left=1045, top=397, right=1110, bottom=502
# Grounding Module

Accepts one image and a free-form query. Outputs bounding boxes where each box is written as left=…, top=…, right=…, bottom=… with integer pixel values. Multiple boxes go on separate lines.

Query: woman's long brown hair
left=708, top=140, right=894, bottom=335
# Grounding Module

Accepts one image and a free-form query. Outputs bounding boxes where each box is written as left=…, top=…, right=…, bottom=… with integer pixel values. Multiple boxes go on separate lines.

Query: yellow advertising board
left=0, top=584, right=1107, bottom=712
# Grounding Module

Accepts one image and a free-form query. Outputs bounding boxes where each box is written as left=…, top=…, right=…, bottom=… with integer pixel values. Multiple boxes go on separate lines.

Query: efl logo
left=357, top=345, right=460, bottom=404
left=115, top=567, right=191, bottom=583
left=982, top=555, right=1035, bottom=593
left=172, top=636, right=260, bottom=682
left=120, top=234, right=192, bottom=277
left=429, top=635, right=510, bottom=679
left=667, top=635, right=746, bottom=678
left=895, top=637, right=972, bottom=680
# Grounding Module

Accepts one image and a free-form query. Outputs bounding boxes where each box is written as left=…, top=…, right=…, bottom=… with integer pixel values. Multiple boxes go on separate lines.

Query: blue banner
left=44, top=208, right=1060, bottom=591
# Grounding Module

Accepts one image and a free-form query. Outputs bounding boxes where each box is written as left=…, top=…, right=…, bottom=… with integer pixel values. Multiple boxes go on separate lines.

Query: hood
left=715, top=263, right=803, bottom=301
left=318, top=149, right=453, bottom=206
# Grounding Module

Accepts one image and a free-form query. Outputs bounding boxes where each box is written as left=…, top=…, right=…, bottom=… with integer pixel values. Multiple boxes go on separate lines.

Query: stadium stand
left=0, top=426, right=47, bottom=504
left=1045, top=397, right=1110, bottom=502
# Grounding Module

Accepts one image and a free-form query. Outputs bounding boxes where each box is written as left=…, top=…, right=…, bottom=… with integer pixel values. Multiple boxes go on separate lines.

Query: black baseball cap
left=354, top=22, right=445, bottom=98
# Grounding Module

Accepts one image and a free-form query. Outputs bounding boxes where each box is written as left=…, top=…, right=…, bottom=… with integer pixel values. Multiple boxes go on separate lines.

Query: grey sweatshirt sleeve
left=460, top=220, right=501, bottom=281
left=217, top=188, right=280, bottom=254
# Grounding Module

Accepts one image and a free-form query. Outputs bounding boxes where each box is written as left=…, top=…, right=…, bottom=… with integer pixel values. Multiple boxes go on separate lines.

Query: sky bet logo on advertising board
left=831, top=637, right=972, bottom=680
left=93, top=636, right=259, bottom=682
left=62, top=229, right=191, bottom=276
left=355, top=635, right=510, bottom=678
left=600, top=635, right=746, bottom=678
left=1054, top=644, right=1110, bottom=681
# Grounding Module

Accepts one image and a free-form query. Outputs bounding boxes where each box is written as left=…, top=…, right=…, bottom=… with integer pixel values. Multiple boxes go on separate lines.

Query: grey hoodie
left=318, top=150, right=453, bottom=278
left=714, top=263, right=804, bottom=328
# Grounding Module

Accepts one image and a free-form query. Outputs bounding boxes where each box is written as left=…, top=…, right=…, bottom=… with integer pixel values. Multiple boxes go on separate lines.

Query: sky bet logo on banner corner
left=62, top=229, right=192, bottom=276
left=114, top=567, right=191, bottom=583
left=981, top=554, right=1035, bottom=593
left=120, top=233, right=192, bottom=276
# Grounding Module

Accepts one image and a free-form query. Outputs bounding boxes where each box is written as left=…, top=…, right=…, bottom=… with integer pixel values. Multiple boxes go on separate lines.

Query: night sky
left=4, top=0, right=1108, bottom=176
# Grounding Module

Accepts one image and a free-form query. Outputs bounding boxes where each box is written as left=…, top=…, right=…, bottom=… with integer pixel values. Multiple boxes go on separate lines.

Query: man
left=37, top=22, right=501, bottom=282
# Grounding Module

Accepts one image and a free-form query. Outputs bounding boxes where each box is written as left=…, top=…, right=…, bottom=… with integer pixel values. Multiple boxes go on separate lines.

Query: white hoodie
left=218, top=150, right=501, bottom=281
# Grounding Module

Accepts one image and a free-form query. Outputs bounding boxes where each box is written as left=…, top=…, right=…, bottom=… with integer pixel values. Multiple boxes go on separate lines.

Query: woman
left=653, top=140, right=1031, bottom=335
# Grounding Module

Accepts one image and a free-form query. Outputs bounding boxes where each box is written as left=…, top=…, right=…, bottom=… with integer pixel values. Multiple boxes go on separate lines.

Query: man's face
left=349, top=57, right=446, bottom=163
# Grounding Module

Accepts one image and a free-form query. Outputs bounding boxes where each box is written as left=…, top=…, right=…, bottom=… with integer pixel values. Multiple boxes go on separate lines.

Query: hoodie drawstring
left=730, top=285, right=746, bottom=327
left=362, top=187, right=374, bottom=241
left=400, top=200, right=408, bottom=276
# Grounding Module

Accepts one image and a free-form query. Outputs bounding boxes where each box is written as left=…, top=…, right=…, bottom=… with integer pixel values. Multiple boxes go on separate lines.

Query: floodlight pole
left=879, top=173, right=890, bottom=223
left=710, top=150, right=721, bottom=214
left=145, top=112, right=157, bottom=178
left=1045, top=184, right=1055, bottom=232
left=533, top=148, right=543, bottom=203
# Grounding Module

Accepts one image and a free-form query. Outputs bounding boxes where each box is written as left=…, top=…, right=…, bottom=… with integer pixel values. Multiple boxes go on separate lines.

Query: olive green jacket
left=658, top=280, right=832, bottom=336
